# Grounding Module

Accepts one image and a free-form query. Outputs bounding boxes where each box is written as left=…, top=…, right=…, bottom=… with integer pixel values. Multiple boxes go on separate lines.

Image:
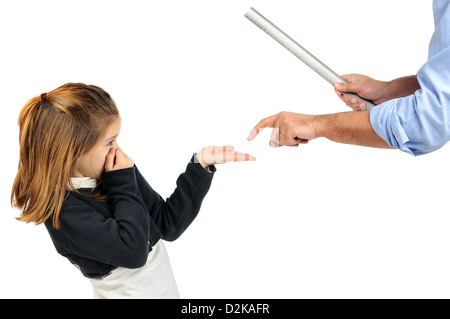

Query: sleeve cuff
left=101, top=166, right=138, bottom=193
left=191, top=153, right=217, bottom=175
left=370, top=100, right=415, bottom=156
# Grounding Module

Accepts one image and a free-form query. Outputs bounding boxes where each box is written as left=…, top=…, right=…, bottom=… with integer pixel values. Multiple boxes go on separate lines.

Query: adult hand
left=247, top=112, right=318, bottom=147
left=247, top=111, right=390, bottom=149
left=105, top=147, right=135, bottom=172
left=334, top=74, right=390, bottom=111
left=196, top=146, right=256, bottom=169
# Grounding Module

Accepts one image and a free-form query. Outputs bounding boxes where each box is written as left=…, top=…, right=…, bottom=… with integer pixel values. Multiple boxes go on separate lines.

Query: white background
left=1, top=0, right=448, bottom=299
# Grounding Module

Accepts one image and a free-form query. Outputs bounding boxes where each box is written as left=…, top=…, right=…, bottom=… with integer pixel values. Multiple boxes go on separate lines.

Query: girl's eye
left=107, top=139, right=115, bottom=146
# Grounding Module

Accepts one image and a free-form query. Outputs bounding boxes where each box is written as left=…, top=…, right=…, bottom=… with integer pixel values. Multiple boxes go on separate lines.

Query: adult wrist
left=312, top=114, right=326, bottom=139
left=387, top=76, right=420, bottom=100
left=384, top=80, right=396, bottom=101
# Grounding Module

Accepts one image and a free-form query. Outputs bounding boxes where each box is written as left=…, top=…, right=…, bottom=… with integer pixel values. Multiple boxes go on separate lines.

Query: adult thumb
left=334, top=81, right=360, bottom=94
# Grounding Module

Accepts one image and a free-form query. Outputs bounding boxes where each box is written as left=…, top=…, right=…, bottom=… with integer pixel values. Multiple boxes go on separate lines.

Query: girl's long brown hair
left=11, top=83, right=119, bottom=229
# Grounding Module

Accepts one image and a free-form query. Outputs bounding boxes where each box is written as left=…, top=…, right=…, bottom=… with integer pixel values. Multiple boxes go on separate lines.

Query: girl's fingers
left=114, top=147, right=123, bottom=160
left=217, top=146, right=235, bottom=163
left=224, top=151, right=256, bottom=163
left=199, top=146, right=256, bottom=165
left=105, top=147, right=116, bottom=172
left=222, top=145, right=234, bottom=152
left=105, top=147, right=134, bottom=171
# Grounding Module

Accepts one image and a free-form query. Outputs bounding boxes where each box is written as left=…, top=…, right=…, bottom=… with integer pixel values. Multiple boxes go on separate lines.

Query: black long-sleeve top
left=45, top=154, right=215, bottom=278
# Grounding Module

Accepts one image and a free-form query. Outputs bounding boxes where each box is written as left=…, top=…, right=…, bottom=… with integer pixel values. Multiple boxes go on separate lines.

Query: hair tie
left=40, top=93, right=47, bottom=102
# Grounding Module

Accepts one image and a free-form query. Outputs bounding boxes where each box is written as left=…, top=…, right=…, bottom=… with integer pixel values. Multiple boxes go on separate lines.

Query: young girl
left=11, top=83, right=255, bottom=299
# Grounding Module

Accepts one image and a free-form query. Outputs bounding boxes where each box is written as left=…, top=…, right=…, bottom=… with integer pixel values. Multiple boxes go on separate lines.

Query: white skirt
left=89, top=241, right=180, bottom=299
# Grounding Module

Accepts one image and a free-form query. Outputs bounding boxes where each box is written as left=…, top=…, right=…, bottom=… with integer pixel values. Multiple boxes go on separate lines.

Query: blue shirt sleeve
left=369, top=1, right=450, bottom=156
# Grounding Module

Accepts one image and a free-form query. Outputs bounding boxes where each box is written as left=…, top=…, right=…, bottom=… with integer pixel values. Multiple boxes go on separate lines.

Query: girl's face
left=74, top=117, right=121, bottom=179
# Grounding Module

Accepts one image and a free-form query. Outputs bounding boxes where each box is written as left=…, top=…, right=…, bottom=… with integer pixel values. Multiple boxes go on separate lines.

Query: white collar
left=70, top=176, right=98, bottom=189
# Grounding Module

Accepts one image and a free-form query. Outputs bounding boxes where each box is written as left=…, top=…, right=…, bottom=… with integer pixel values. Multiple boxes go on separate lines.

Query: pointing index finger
left=247, top=115, right=277, bottom=141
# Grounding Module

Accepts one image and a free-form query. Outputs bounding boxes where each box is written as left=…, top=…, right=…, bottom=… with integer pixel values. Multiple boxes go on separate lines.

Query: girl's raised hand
left=105, top=147, right=135, bottom=172
left=196, top=146, right=256, bottom=169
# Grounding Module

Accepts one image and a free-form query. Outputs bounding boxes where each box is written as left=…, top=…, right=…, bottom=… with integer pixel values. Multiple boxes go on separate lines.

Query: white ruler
left=245, top=7, right=376, bottom=110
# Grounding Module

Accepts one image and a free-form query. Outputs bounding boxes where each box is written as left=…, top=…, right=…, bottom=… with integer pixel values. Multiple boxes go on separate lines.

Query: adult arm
left=247, top=111, right=391, bottom=149
left=249, top=46, right=450, bottom=154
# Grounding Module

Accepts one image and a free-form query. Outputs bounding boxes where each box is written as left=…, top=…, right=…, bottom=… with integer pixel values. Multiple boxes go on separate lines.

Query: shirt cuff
left=369, top=99, right=415, bottom=156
